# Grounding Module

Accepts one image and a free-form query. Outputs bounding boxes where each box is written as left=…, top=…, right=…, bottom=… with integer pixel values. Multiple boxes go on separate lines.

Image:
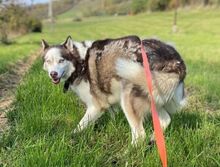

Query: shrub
left=73, top=17, right=82, bottom=22
left=148, top=0, right=170, bottom=11
left=131, top=0, right=148, bottom=14
left=0, top=3, right=43, bottom=43
left=29, top=17, right=42, bottom=33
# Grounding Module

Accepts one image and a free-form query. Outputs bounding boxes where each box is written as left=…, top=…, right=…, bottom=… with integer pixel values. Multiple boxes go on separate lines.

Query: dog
left=41, top=35, right=186, bottom=145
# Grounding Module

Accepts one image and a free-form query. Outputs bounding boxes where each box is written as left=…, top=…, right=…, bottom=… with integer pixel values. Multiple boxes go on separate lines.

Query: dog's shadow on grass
left=171, top=111, right=203, bottom=130
left=93, top=106, right=128, bottom=132
left=94, top=107, right=204, bottom=132
left=70, top=105, right=128, bottom=141
left=81, top=106, right=205, bottom=137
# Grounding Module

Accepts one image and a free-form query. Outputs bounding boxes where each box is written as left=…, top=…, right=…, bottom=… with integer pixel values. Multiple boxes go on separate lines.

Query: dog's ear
left=41, top=39, right=49, bottom=51
left=62, top=36, right=74, bottom=52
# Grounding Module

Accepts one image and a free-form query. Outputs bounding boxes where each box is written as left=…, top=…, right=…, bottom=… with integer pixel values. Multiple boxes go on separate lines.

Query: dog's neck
left=73, top=40, right=93, bottom=59
left=63, top=40, right=93, bottom=93
left=63, top=58, right=88, bottom=93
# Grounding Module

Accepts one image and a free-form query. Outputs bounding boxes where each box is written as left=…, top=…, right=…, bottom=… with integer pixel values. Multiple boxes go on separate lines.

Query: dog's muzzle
left=50, top=71, right=65, bottom=84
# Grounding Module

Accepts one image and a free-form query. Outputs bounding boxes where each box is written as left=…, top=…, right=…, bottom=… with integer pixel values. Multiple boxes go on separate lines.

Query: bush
left=131, top=0, right=170, bottom=13
left=29, top=17, right=42, bottom=33
left=131, top=0, right=148, bottom=14
left=0, top=3, right=43, bottom=43
left=73, top=17, right=82, bottom=22
left=144, top=0, right=171, bottom=11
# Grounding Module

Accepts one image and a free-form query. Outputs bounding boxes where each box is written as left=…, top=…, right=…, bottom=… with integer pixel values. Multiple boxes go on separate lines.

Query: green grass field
left=0, top=9, right=220, bottom=166
left=0, top=43, right=38, bottom=74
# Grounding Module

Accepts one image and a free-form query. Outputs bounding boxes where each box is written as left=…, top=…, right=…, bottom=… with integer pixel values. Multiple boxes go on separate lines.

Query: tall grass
left=0, top=43, right=38, bottom=74
left=0, top=9, right=220, bottom=166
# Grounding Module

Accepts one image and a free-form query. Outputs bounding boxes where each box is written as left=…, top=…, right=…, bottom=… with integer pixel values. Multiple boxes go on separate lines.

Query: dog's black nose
left=50, top=71, right=58, bottom=78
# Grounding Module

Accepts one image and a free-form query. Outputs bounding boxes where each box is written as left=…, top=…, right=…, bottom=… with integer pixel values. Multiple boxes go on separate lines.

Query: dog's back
left=86, top=36, right=186, bottom=108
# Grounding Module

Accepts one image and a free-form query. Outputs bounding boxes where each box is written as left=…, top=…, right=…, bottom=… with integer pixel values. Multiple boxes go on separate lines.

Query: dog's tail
left=115, top=58, right=186, bottom=110
left=116, top=58, right=149, bottom=89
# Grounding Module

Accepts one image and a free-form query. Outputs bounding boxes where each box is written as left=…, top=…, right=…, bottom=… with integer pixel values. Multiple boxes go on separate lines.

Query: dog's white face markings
left=43, top=47, right=75, bottom=84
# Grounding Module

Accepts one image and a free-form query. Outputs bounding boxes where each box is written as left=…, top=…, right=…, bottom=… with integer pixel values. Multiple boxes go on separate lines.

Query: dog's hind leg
left=74, top=106, right=103, bottom=133
left=120, top=83, right=146, bottom=145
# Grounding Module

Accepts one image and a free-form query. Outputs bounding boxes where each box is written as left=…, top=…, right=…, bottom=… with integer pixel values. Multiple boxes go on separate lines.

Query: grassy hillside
left=0, top=9, right=220, bottom=166
left=57, top=0, right=131, bottom=19
left=0, top=43, right=38, bottom=74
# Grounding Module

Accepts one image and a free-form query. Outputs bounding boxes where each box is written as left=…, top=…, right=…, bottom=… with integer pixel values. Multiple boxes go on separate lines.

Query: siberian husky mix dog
left=41, top=36, right=186, bottom=145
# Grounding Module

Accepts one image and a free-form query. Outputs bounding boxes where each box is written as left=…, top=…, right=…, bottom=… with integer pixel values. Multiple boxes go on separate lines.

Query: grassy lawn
left=1, top=9, right=220, bottom=166
left=0, top=43, right=38, bottom=74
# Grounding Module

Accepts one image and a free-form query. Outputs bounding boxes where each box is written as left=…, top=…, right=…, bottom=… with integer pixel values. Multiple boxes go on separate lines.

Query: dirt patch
left=0, top=51, right=40, bottom=133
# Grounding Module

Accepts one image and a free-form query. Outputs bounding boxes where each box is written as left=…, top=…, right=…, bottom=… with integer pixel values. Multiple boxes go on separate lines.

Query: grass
left=1, top=9, right=220, bottom=166
left=0, top=43, right=38, bottom=74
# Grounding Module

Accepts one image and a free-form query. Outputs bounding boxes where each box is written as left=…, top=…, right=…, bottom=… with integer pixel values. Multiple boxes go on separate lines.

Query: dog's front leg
left=74, top=106, right=103, bottom=133
left=149, top=107, right=171, bottom=145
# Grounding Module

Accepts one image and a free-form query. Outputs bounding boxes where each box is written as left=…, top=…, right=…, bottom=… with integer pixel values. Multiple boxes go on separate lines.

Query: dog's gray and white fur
left=41, top=35, right=186, bottom=145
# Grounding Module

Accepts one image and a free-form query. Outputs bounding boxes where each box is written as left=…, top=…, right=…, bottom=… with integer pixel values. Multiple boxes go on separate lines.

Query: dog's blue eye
left=46, top=60, right=51, bottom=64
left=59, top=59, right=64, bottom=63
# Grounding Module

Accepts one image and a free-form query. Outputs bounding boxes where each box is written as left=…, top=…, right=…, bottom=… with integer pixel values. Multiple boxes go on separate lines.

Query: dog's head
left=41, top=36, right=79, bottom=84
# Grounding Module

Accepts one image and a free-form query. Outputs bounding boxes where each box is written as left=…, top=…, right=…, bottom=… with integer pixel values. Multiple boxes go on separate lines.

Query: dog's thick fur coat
left=42, top=35, right=186, bottom=144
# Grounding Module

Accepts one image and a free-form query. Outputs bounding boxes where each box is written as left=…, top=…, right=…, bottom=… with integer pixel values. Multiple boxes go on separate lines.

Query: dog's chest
left=70, top=80, right=93, bottom=106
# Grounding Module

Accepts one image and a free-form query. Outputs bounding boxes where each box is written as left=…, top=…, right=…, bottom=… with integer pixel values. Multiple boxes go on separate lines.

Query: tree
left=172, top=0, right=178, bottom=33
left=48, top=0, right=54, bottom=22
left=204, top=0, right=209, bottom=5
left=0, top=3, right=9, bottom=44
left=131, top=0, right=148, bottom=14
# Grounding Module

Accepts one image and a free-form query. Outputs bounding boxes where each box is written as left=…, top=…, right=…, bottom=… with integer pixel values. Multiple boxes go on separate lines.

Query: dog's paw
left=147, top=139, right=155, bottom=147
left=72, top=128, right=78, bottom=134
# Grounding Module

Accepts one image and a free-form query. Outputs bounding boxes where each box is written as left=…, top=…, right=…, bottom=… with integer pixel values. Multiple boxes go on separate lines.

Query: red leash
left=141, top=41, right=168, bottom=167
